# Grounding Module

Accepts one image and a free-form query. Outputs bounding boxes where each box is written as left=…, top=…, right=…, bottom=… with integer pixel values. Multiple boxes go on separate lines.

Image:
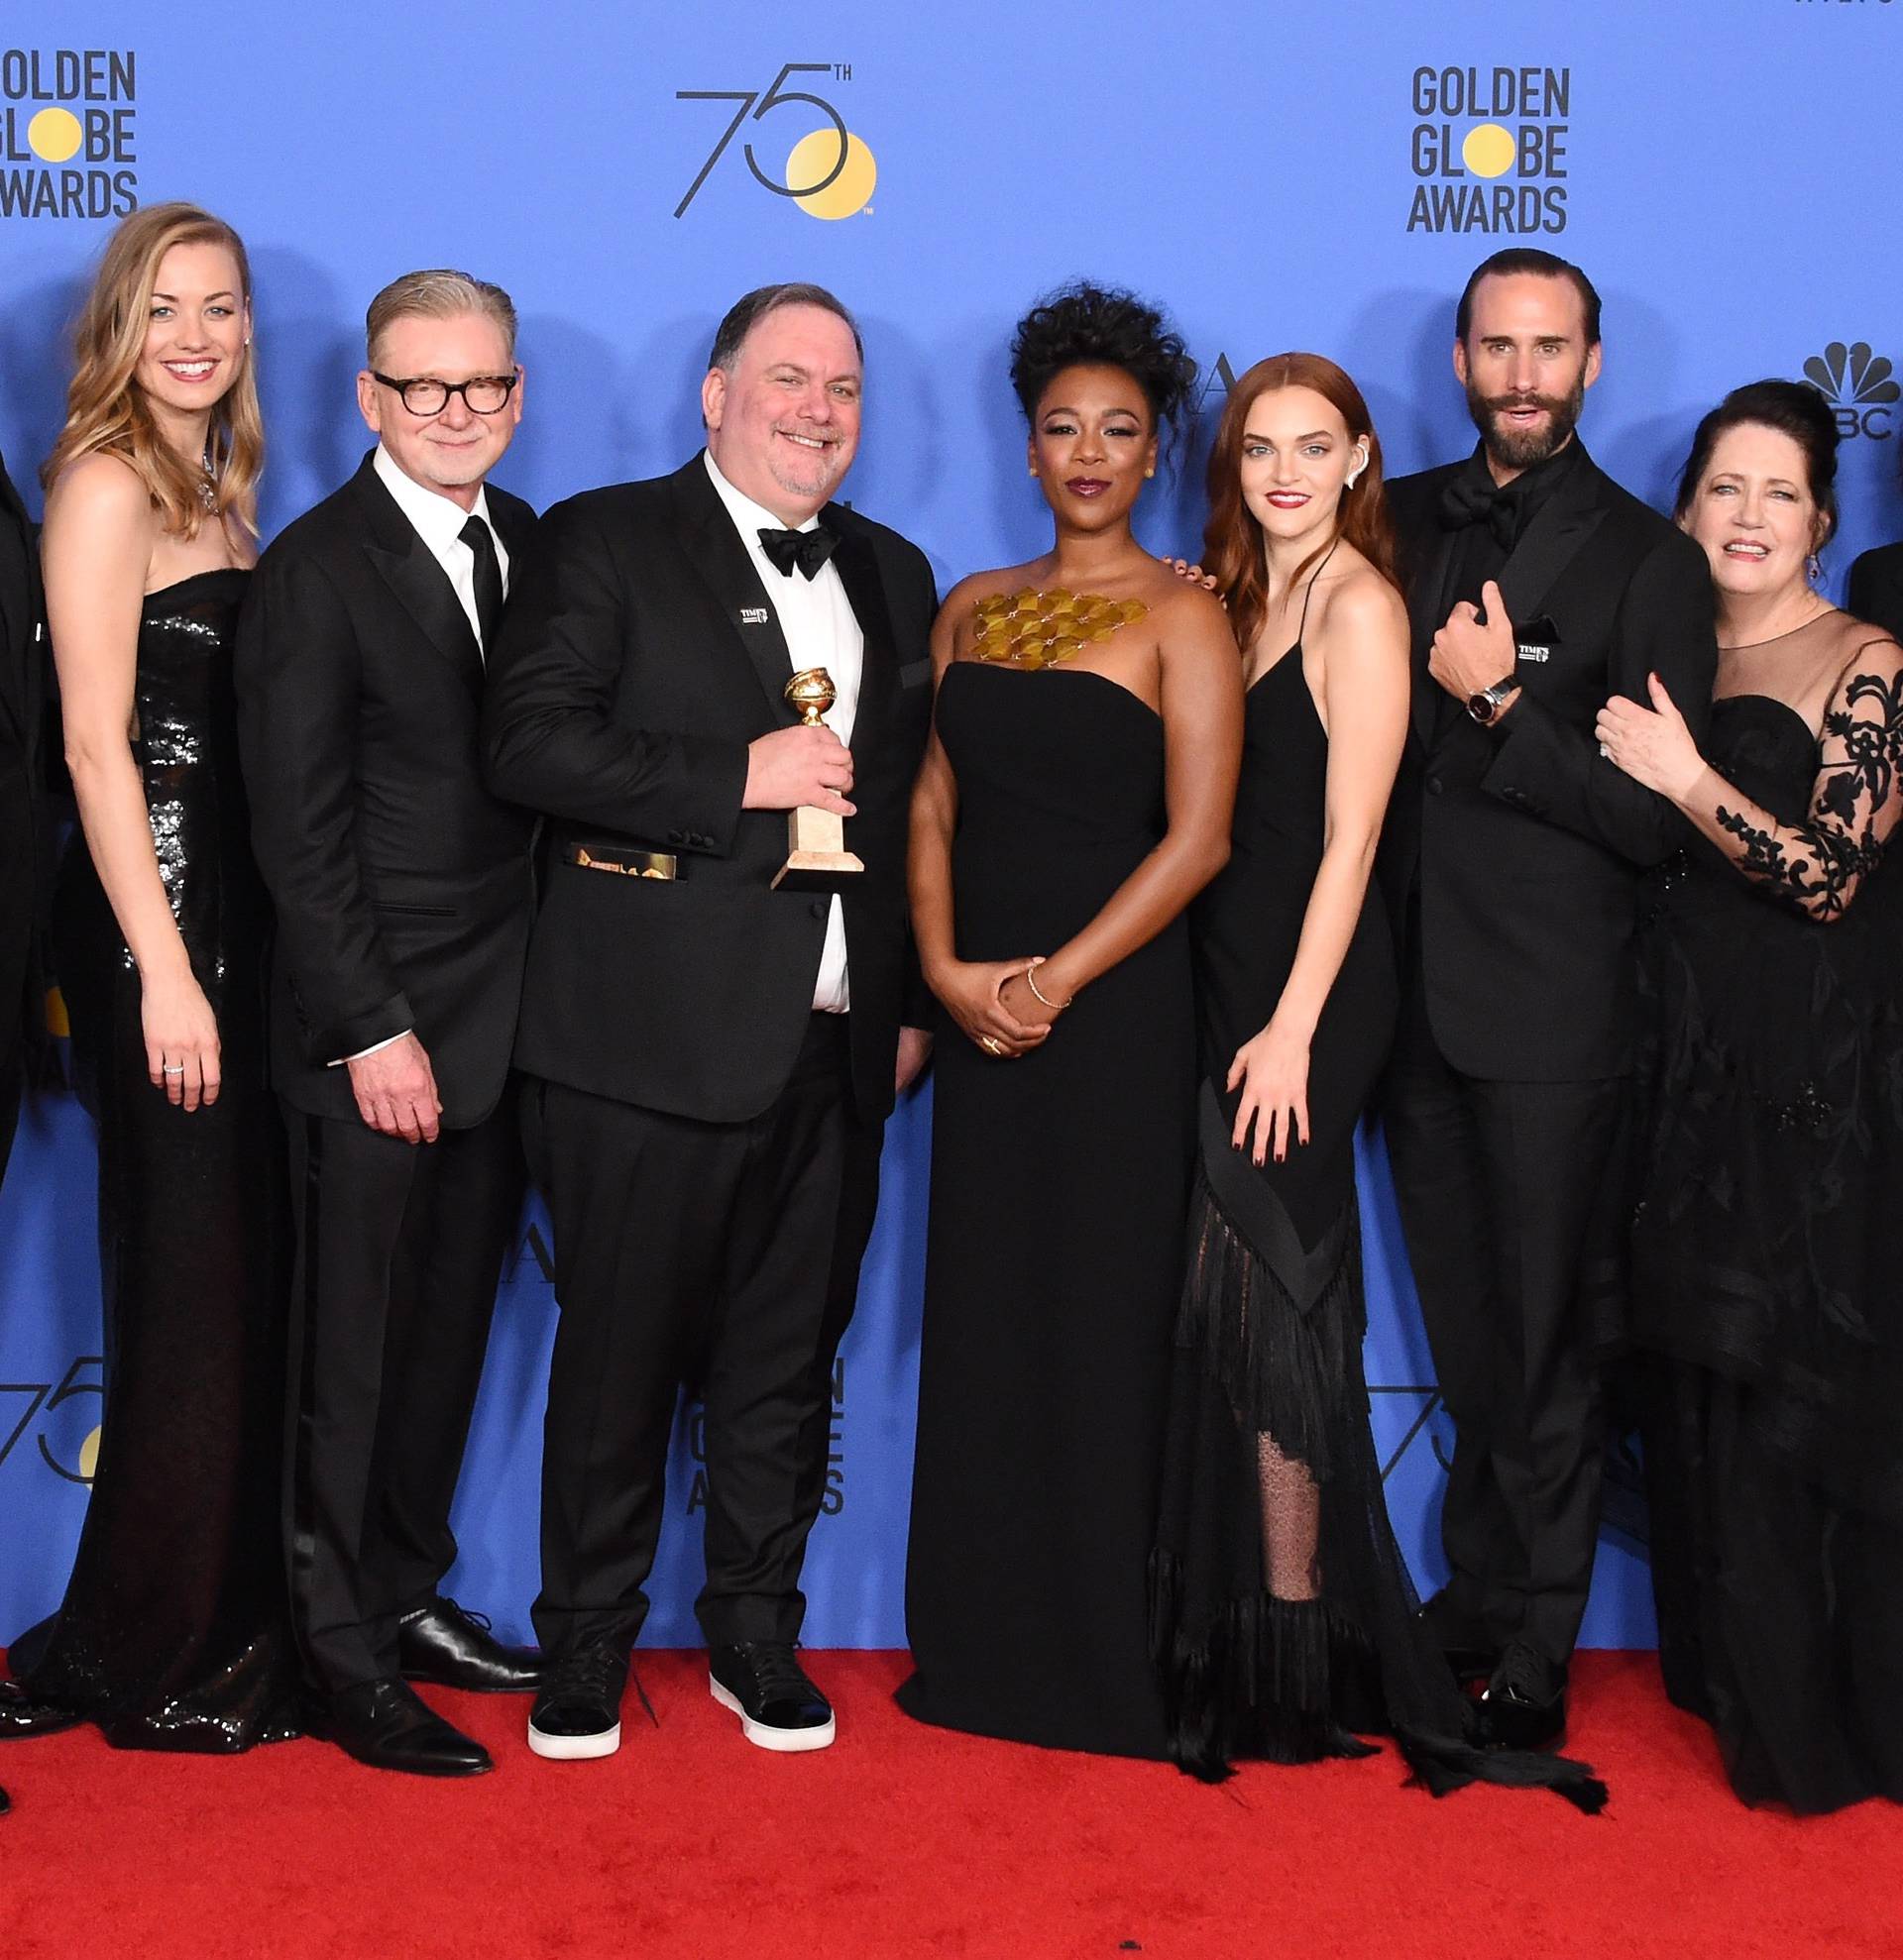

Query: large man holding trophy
left=485, top=283, right=936, bottom=1761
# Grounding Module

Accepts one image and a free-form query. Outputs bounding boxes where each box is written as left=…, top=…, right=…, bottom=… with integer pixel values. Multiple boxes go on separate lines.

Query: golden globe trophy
left=771, top=666, right=865, bottom=891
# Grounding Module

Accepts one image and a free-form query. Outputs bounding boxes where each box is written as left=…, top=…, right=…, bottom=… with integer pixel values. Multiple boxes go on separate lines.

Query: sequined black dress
left=11, top=569, right=299, bottom=1750
left=1632, top=613, right=1903, bottom=1812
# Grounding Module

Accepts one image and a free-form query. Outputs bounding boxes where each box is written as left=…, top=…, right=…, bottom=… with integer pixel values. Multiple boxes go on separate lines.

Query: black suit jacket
left=235, top=452, right=537, bottom=1129
left=1380, top=441, right=1718, bottom=1082
left=0, top=446, right=49, bottom=1079
left=483, top=455, right=936, bottom=1126
left=1847, top=540, right=1903, bottom=642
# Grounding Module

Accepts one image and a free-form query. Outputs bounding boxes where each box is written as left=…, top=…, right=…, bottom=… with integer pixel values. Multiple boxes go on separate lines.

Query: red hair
left=1202, top=353, right=1399, bottom=659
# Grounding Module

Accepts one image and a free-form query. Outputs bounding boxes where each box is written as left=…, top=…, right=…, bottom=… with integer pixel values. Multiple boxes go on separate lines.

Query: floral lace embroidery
left=1714, top=662, right=1903, bottom=922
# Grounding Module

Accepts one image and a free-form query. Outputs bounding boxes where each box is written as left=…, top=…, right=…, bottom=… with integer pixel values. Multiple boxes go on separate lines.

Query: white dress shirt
left=341, top=451, right=513, bottom=1066
left=374, top=443, right=510, bottom=653
left=704, top=449, right=862, bottom=1014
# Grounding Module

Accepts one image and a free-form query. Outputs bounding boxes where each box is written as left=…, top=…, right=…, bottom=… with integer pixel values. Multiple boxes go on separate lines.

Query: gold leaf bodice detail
left=970, top=588, right=1150, bottom=671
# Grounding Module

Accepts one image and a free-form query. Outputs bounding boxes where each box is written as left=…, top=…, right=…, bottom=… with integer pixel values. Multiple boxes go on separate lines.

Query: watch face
left=1467, top=691, right=1495, bottom=724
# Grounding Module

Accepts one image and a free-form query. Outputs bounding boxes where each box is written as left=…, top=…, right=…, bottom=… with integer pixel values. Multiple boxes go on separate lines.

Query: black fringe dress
left=1149, top=633, right=1604, bottom=1810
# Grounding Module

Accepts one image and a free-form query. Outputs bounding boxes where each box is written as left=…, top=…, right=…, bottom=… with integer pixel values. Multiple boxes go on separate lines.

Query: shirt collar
left=375, top=443, right=495, bottom=550
left=703, top=448, right=822, bottom=548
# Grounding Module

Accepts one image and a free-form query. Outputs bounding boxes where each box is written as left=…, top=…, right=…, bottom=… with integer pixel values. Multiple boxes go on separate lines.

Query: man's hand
left=346, top=1032, right=442, bottom=1144
left=1429, top=577, right=1520, bottom=708
left=895, top=1024, right=934, bottom=1095
left=743, top=723, right=856, bottom=814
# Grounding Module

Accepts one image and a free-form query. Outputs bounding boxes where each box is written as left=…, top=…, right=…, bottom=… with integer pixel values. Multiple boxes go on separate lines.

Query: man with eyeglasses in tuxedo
left=236, top=271, right=543, bottom=1778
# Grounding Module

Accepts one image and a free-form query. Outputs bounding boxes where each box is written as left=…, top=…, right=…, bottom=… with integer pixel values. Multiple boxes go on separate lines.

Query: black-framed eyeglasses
left=372, top=371, right=519, bottom=416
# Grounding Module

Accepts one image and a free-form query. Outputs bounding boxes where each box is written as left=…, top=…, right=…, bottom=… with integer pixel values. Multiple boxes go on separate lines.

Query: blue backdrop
left=4, top=0, right=1900, bottom=1652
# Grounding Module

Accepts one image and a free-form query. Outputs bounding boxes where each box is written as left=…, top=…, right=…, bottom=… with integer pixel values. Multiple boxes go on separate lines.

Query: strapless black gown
left=1151, top=645, right=1603, bottom=1807
left=11, top=569, right=299, bottom=1750
left=897, top=660, right=1193, bottom=1758
left=1633, top=691, right=1903, bottom=1812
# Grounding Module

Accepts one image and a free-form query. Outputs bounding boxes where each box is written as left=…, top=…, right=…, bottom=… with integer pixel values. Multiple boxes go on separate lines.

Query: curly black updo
left=1008, top=281, right=1197, bottom=436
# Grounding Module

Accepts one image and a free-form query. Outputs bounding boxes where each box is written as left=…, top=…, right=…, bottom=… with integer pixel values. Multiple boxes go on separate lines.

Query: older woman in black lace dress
left=1598, top=381, right=1903, bottom=1812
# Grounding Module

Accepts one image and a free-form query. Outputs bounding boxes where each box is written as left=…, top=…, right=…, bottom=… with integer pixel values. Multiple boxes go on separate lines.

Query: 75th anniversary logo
left=674, top=61, right=875, bottom=220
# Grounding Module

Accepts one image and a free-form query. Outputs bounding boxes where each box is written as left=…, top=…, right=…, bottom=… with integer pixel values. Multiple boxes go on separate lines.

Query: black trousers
left=525, top=1013, right=882, bottom=1656
left=283, top=1090, right=522, bottom=1692
left=1383, top=1027, right=1626, bottom=1668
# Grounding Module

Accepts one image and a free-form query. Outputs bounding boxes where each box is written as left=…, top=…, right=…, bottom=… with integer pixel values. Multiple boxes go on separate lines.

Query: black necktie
left=757, top=523, right=839, bottom=581
left=460, top=514, right=504, bottom=650
left=1438, top=474, right=1523, bottom=553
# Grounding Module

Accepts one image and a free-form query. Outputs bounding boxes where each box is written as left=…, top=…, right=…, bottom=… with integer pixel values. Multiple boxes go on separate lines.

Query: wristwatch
left=1466, top=675, right=1517, bottom=725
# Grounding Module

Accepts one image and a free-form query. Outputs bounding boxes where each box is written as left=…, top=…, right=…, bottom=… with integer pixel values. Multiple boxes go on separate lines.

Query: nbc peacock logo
left=1802, top=342, right=1897, bottom=441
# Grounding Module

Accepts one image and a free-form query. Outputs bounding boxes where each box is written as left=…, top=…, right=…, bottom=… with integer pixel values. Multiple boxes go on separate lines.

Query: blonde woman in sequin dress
left=898, top=283, right=1241, bottom=1755
left=0, top=204, right=299, bottom=1753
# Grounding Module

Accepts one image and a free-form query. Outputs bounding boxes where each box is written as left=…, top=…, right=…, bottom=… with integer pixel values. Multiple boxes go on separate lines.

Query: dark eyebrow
left=151, top=289, right=240, bottom=302
left=1243, top=430, right=1331, bottom=444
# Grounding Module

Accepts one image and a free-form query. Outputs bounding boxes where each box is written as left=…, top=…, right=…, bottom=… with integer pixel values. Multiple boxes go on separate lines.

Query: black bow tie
left=1438, top=474, right=1523, bottom=552
left=757, top=524, right=839, bottom=580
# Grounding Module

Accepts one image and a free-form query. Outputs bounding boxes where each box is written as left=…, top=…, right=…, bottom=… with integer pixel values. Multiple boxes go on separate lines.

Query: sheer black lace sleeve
left=1711, top=644, right=1903, bottom=922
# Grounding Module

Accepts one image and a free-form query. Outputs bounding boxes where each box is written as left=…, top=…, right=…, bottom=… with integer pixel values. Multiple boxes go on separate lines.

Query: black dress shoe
left=322, top=1677, right=493, bottom=1777
left=1413, top=1592, right=1500, bottom=1686
left=709, top=1642, right=835, bottom=1753
left=398, top=1596, right=545, bottom=1693
left=527, top=1643, right=628, bottom=1762
left=0, top=1682, right=80, bottom=1739
left=1478, top=1640, right=1569, bottom=1751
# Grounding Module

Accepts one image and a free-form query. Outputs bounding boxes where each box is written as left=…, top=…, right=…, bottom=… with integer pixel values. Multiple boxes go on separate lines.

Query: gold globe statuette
left=772, top=666, right=866, bottom=891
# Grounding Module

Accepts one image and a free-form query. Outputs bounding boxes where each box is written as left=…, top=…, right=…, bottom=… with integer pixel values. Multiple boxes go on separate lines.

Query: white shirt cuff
left=331, top=1030, right=411, bottom=1066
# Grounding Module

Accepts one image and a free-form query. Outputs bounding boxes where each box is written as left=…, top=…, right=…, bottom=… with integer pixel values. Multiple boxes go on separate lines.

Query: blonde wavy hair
left=44, top=201, right=262, bottom=539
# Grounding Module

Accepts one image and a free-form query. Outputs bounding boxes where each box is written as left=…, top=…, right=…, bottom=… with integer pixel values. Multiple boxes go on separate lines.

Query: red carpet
left=3, top=1651, right=1899, bottom=1959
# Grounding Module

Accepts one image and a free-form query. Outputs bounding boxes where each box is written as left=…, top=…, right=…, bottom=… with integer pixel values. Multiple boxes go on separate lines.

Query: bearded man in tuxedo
left=1380, top=248, right=1718, bottom=1748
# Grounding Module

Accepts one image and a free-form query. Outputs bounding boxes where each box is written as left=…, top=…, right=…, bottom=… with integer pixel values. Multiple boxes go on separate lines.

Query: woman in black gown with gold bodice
left=1151, top=357, right=1604, bottom=1807
left=1598, top=382, right=1903, bottom=1812
left=0, top=205, right=298, bottom=1752
left=900, top=285, right=1241, bottom=1755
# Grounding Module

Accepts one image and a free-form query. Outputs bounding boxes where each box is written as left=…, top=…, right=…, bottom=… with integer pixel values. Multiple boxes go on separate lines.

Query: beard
left=1465, top=374, right=1587, bottom=472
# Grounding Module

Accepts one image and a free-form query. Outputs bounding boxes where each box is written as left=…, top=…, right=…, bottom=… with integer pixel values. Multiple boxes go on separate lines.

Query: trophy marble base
left=772, top=804, right=865, bottom=892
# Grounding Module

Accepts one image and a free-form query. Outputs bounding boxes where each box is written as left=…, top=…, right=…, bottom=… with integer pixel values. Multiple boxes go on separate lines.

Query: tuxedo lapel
left=1407, top=523, right=1457, bottom=749
left=670, top=458, right=800, bottom=727
left=346, top=455, right=484, bottom=702
left=1496, top=446, right=1610, bottom=630
left=826, top=517, right=897, bottom=753
left=488, top=487, right=536, bottom=572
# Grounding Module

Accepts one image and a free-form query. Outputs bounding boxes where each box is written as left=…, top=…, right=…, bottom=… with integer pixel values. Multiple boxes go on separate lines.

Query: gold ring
left=979, top=1035, right=1005, bottom=1056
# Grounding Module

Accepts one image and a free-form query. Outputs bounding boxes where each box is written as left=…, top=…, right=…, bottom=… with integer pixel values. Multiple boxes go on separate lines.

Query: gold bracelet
left=1025, top=957, right=1073, bottom=1012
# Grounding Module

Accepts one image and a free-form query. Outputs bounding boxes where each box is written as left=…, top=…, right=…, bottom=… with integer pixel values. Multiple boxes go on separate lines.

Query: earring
left=1145, top=468, right=1155, bottom=479
left=1807, top=552, right=1822, bottom=584
left=1344, top=447, right=1368, bottom=490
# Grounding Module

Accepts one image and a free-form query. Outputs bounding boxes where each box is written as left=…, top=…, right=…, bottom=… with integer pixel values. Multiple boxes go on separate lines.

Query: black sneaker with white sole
left=527, top=1642, right=629, bottom=1761
left=709, top=1642, right=835, bottom=1752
